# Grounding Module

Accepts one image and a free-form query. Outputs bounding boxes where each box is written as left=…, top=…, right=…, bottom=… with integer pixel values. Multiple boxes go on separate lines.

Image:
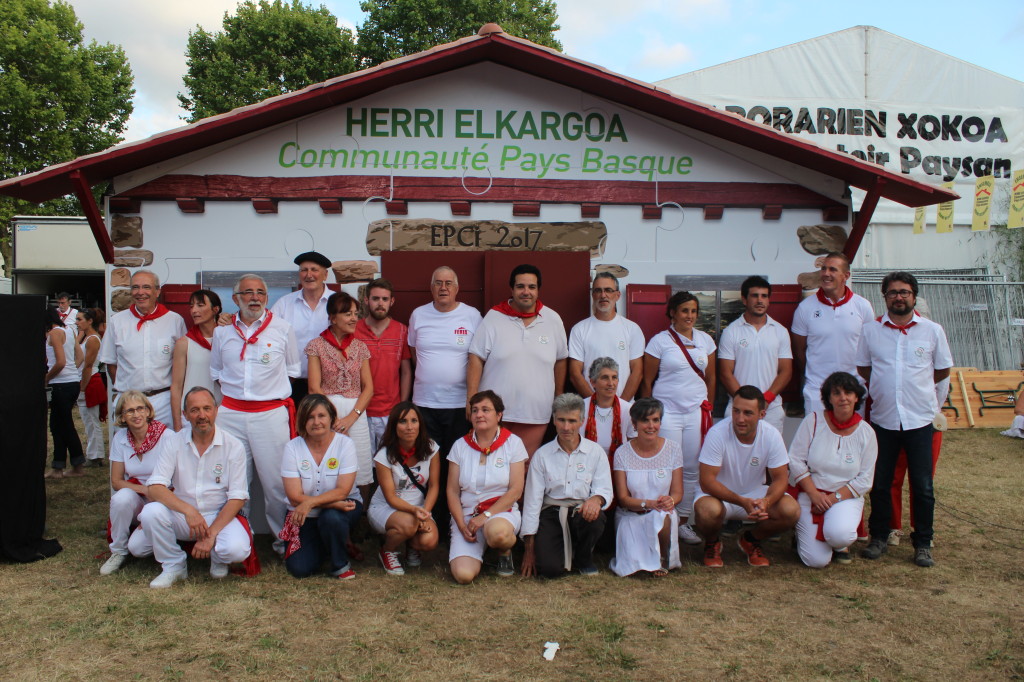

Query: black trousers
left=869, top=423, right=935, bottom=548
left=49, top=382, right=84, bottom=469
left=289, top=378, right=310, bottom=406
left=534, top=505, right=606, bottom=577
left=418, top=406, right=471, bottom=541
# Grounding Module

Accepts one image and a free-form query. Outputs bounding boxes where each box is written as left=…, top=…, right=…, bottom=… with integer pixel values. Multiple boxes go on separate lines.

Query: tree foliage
left=0, top=0, right=134, bottom=275
left=356, top=0, right=561, bottom=66
left=178, top=0, right=359, bottom=123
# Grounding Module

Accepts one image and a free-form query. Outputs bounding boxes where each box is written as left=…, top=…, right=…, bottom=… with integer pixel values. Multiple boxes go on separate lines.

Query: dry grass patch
left=2, top=425, right=1021, bottom=680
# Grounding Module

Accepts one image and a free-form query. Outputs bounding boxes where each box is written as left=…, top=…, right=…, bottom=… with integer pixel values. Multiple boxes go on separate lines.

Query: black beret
left=293, top=251, right=331, bottom=268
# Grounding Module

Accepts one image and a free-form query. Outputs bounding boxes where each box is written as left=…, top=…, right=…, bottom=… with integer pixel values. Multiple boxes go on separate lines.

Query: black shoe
left=859, top=537, right=888, bottom=560
left=914, top=546, right=935, bottom=567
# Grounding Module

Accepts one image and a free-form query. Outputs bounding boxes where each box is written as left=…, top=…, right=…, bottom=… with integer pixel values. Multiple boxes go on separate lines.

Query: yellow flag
left=913, top=206, right=926, bottom=234
left=1009, top=169, right=1024, bottom=229
left=972, top=176, right=994, bottom=231
left=936, top=181, right=955, bottom=234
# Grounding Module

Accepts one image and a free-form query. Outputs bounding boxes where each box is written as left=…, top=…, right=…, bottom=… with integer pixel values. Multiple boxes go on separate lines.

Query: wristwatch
left=835, top=490, right=844, bottom=501
left=483, top=510, right=492, bottom=519
left=354, top=408, right=363, bottom=416
left=640, top=500, right=648, bottom=512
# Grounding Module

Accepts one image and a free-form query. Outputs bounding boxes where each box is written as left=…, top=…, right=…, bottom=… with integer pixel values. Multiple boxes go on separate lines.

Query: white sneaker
left=99, top=553, right=127, bottom=575
left=406, top=548, right=422, bottom=568
left=887, top=529, right=902, bottom=546
left=210, top=561, right=230, bottom=579
left=379, top=550, right=405, bottom=575
left=149, top=569, right=187, bottom=589
left=678, top=523, right=702, bottom=545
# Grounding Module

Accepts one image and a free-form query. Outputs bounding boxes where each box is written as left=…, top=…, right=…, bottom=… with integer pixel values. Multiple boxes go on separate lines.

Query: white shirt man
left=521, top=395, right=612, bottom=577
left=693, top=388, right=799, bottom=568
left=856, top=271, right=952, bottom=567
left=56, top=293, right=78, bottom=332
left=791, top=253, right=874, bottom=415
left=132, top=387, right=251, bottom=588
left=467, top=264, right=568, bottom=456
left=99, top=270, right=187, bottom=425
left=271, top=251, right=332, bottom=403
left=568, top=273, right=645, bottom=401
left=718, top=276, right=793, bottom=432
left=211, top=275, right=300, bottom=552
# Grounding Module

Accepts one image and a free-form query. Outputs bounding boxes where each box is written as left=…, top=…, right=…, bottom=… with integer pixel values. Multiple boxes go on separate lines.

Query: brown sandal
left=651, top=567, right=669, bottom=578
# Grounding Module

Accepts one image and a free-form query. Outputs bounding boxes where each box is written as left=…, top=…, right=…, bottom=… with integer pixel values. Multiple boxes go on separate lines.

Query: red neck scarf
left=492, top=299, right=544, bottom=319
left=130, top=304, right=170, bottom=331
left=127, top=420, right=167, bottom=458
left=826, top=410, right=862, bottom=431
left=881, top=312, right=920, bottom=335
left=58, top=309, right=70, bottom=321
left=816, top=287, right=853, bottom=309
left=185, top=325, right=212, bottom=351
left=319, top=328, right=354, bottom=359
left=463, top=427, right=513, bottom=456
left=585, top=397, right=623, bottom=459
left=399, top=446, right=418, bottom=467
left=233, top=311, right=274, bottom=361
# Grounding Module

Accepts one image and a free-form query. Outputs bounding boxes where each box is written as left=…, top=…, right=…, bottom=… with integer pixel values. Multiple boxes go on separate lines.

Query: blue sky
left=67, top=0, right=1024, bottom=142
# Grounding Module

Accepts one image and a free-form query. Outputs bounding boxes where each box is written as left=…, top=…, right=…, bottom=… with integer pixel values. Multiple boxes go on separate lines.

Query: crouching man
left=520, top=394, right=612, bottom=577
left=693, top=385, right=798, bottom=567
left=133, top=387, right=252, bottom=588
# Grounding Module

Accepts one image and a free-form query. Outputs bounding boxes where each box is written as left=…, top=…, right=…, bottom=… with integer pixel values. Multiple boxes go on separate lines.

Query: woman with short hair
left=580, top=357, right=636, bottom=459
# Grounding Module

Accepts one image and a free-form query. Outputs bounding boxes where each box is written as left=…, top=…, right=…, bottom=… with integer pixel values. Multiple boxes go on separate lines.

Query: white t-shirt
left=645, top=328, right=716, bottom=415
left=280, top=434, right=360, bottom=516
left=568, top=315, right=645, bottom=396
left=408, top=302, right=482, bottom=409
left=447, top=431, right=529, bottom=511
left=469, top=307, right=569, bottom=424
left=579, top=396, right=636, bottom=455
left=697, top=419, right=789, bottom=498
left=369, top=445, right=439, bottom=508
left=718, top=315, right=792, bottom=392
left=99, top=308, right=187, bottom=393
left=791, top=291, right=874, bottom=390
left=109, top=426, right=171, bottom=485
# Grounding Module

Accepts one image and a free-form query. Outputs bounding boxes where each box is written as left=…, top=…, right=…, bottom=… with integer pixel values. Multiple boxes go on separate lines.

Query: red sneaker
left=738, top=533, right=770, bottom=567
left=703, top=541, right=724, bottom=568
left=336, top=569, right=356, bottom=580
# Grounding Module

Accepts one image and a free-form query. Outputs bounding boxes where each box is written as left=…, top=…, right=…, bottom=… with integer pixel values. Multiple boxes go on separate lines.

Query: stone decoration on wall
left=110, top=267, right=131, bottom=287
left=110, top=289, right=132, bottom=311
left=798, top=271, right=821, bottom=290
left=332, top=260, right=378, bottom=283
left=797, top=224, right=848, bottom=255
left=593, top=264, right=629, bottom=278
left=111, top=215, right=143, bottom=247
left=365, top=219, right=607, bottom=258
left=113, top=249, right=154, bottom=266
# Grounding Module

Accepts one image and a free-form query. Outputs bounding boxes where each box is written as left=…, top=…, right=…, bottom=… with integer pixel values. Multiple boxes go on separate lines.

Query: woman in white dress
left=170, top=289, right=223, bottom=431
left=76, top=308, right=106, bottom=464
left=100, top=390, right=173, bottom=575
left=446, top=390, right=526, bottom=584
left=642, top=291, right=716, bottom=545
left=368, top=402, right=440, bottom=575
left=610, top=398, right=683, bottom=577
left=44, top=306, right=84, bottom=478
left=789, top=372, right=877, bottom=568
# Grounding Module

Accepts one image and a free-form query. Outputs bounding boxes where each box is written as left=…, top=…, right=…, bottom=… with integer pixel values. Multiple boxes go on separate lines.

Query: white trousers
left=109, top=487, right=146, bottom=555
left=327, top=396, right=373, bottom=488
left=132, top=502, right=250, bottom=572
left=660, top=409, right=702, bottom=518
left=367, top=415, right=389, bottom=455
left=77, top=394, right=105, bottom=460
left=795, top=491, right=864, bottom=568
left=216, top=404, right=290, bottom=545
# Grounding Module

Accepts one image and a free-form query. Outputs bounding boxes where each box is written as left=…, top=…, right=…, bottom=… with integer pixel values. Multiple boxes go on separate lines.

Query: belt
left=141, top=387, right=171, bottom=397
left=543, top=496, right=584, bottom=572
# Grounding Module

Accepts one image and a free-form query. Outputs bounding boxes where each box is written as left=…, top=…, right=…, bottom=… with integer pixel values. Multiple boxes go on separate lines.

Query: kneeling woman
left=609, top=398, right=683, bottom=577
left=280, top=394, right=363, bottom=579
left=446, top=390, right=527, bottom=583
left=101, top=391, right=173, bottom=575
left=368, top=402, right=440, bottom=575
left=789, top=372, right=876, bottom=567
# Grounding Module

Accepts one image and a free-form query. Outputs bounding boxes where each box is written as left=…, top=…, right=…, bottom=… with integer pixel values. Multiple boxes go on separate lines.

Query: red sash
left=474, top=496, right=509, bottom=516
left=279, top=511, right=303, bottom=558
left=186, top=325, right=212, bottom=350
left=491, top=299, right=544, bottom=319
left=462, top=427, right=513, bottom=456
left=233, top=312, right=274, bottom=361
left=816, top=287, right=853, bottom=309
left=231, top=515, right=262, bottom=576
left=666, top=328, right=714, bottom=442
left=84, top=372, right=107, bottom=420
left=585, top=397, right=623, bottom=460
left=319, top=328, right=354, bottom=359
left=130, top=304, right=171, bottom=331
left=811, top=489, right=834, bottom=541
left=221, top=395, right=297, bottom=439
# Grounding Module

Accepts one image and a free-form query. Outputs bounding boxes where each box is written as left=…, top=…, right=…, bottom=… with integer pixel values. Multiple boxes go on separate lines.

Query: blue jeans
left=869, top=424, right=935, bottom=548
left=49, top=382, right=84, bottom=469
left=284, top=502, right=363, bottom=578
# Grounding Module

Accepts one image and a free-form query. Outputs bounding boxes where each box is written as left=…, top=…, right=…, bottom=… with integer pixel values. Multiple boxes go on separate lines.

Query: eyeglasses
left=235, top=289, right=268, bottom=298
left=123, top=406, right=148, bottom=416
left=591, top=287, right=618, bottom=295
left=884, top=289, right=914, bottom=299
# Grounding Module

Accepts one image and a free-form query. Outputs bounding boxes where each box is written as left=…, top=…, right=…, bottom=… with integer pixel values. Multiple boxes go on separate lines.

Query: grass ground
left=1, top=425, right=1021, bottom=680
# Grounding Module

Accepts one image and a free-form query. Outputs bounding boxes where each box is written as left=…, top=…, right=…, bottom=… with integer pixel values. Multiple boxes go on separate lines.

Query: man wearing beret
left=272, top=252, right=333, bottom=405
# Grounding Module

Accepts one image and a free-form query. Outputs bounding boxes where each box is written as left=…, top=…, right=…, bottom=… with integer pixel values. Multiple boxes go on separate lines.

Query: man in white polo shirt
left=211, top=274, right=300, bottom=553
left=718, top=276, right=793, bottom=432
left=133, top=386, right=251, bottom=588
left=467, top=263, right=568, bottom=457
left=857, top=271, right=952, bottom=568
left=693, top=386, right=798, bottom=567
left=271, top=251, right=332, bottom=405
left=568, top=272, right=645, bottom=401
left=99, top=270, right=187, bottom=426
left=791, top=252, right=874, bottom=415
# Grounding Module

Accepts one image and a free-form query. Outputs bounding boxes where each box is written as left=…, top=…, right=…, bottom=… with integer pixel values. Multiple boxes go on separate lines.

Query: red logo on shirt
left=454, top=327, right=469, bottom=336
